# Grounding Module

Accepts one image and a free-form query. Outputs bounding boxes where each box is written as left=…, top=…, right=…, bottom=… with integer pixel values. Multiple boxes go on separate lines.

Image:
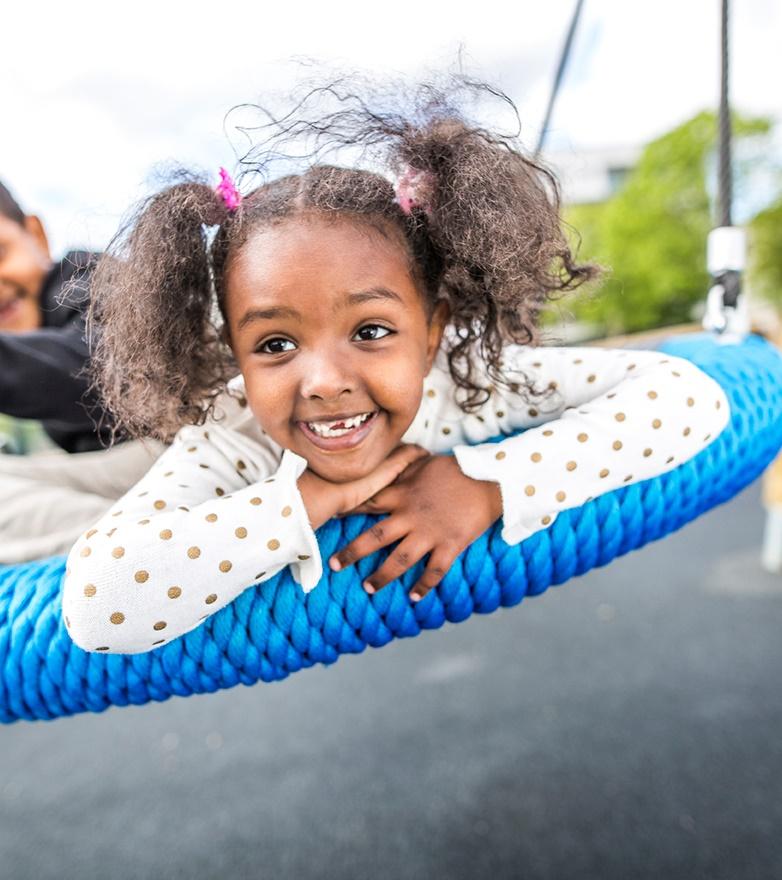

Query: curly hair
left=89, top=78, right=598, bottom=442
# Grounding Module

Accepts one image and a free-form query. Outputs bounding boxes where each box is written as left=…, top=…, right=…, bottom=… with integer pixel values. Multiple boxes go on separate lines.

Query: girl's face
left=224, top=215, right=446, bottom=483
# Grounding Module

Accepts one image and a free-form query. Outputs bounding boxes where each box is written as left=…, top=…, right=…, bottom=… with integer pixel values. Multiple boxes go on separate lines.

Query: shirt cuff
left=453, top=443, right=556, bottom=545
left=277, top=449, right=323, bottom=591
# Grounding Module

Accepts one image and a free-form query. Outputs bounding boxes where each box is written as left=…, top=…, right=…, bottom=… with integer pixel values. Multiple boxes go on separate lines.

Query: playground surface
left=1, top=479, right=780, bottom=880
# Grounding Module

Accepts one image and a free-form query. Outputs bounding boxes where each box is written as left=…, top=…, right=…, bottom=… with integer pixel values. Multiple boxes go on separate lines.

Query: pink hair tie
left=395, top=167, right=434, bottom=217
left=216, top=167, right=242, bottom=213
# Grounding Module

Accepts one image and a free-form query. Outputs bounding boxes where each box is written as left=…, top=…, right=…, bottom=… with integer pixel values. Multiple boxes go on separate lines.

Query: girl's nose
left=299, top=350, right=358, bottom=401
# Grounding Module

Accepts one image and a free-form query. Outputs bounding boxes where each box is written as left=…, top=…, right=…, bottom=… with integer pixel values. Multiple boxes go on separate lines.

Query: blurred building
left=545, top=144, right=642, bottom=206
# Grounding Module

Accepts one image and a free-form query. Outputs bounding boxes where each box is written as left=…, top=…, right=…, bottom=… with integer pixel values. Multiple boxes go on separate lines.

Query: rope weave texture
left=2, top=334, right=781, bottom=723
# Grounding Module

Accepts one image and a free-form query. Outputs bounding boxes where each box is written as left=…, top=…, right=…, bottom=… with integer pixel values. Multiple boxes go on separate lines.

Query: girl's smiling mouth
left=297, top=410, right=379, bottom=451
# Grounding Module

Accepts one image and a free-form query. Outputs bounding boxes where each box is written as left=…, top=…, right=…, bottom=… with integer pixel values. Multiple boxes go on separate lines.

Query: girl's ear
left=425, top=300, right=449, bottom=371
left=220, top=322, right=233, bottom=351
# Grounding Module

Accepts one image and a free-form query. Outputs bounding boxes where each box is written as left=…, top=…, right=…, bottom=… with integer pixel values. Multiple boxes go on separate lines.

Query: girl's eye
left=354, top=324, right=393, bottom=342
left=259, top=337, right=296, bottom=354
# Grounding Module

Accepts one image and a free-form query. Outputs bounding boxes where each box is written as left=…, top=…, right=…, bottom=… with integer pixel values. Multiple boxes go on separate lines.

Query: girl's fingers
left=346, top=485, right=402, bottom=515
left=329, top=516, right=408, bottom=572
left=340, top=445, right=426, bottom=513
left=410, top=547, right=456, bottom=602
left=363, top=537, right=428, bottom=594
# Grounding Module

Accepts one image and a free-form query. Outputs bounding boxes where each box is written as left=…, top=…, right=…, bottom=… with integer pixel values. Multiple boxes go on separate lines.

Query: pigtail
left=393, top=114, right=600, bottom=408
left=88, top=174, right=237, bottom=442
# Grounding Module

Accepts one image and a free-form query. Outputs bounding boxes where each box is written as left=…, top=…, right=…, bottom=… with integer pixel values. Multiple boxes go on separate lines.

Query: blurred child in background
left=0, top=180, right=163, bottom=563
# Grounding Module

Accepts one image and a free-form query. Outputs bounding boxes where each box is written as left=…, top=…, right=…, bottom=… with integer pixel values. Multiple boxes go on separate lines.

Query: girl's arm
left=62, top=426, right=320, bottom=654
left=331, top=346, right=730, bottom=598
left=63, top=428, right=426, bottom=654
left=451, top=345, right=730, bottom=543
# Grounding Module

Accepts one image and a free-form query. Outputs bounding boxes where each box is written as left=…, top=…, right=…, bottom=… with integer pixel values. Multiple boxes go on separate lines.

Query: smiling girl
left=62, top=85, right=729, bottom=654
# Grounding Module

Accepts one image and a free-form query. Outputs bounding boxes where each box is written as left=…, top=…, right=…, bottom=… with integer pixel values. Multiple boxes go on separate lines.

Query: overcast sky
left=3, top=0, right=780, bottom=253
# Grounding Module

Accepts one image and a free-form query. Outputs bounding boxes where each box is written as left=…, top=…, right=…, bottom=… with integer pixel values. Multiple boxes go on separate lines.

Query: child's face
left=224, top=215, right=446, bottom=483
left=0, top=214, right=51, bottom=332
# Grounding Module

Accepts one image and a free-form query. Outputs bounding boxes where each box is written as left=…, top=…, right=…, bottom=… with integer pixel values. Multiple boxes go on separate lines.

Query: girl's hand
left=329, top=454, right=503, bottom=601
left=298, top=444, right=428, bottom=531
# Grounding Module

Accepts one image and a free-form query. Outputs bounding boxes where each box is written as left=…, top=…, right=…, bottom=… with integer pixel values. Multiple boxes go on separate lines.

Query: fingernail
left=363, top=581, right=375, bottom=594
left=329, top=557, right=342, bottom=572
left=410, top=592, right=421, bottom=603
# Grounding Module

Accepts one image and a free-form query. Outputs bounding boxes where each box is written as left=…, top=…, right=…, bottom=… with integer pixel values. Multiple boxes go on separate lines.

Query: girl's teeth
left=307, top=412, right=372, bottom=437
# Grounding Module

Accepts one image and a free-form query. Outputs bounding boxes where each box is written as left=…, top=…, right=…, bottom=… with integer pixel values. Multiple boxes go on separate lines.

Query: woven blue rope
left=2, top=333, right=781, bottom=723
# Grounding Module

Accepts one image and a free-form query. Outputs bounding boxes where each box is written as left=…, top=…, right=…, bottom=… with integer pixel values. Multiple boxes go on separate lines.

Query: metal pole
left=535, top=0, right=585, bottom=157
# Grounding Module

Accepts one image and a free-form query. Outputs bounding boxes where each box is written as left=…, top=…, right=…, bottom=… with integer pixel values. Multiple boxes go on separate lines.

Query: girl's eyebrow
left=344, top=287, right=403, bottom=307
left=237, top=287, right=403, bottom=331
left=237, top=305, right=302, bottom=330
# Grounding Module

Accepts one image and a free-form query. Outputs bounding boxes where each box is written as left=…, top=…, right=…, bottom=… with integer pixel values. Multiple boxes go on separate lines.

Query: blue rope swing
left=1, top=332, right=781, bottom=724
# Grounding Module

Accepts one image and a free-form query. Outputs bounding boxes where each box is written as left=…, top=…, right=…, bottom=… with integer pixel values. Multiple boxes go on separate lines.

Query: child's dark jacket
left=0, top=251, right=113, bottom=452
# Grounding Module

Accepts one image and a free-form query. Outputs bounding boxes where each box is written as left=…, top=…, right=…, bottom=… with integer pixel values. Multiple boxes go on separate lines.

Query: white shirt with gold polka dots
left=63, top=344, right=730, bottom=654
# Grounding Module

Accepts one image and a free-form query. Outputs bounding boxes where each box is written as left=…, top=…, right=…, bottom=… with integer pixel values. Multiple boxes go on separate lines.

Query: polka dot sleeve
left=62, top=429, right=320, bottom=655
left=451, top=346, right=731, bottom=544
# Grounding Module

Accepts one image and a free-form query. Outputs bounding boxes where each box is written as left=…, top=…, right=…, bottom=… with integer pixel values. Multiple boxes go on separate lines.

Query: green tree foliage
left=564, top=111, right=770, bottom=334
left=749, top=196, right=782, bottom=308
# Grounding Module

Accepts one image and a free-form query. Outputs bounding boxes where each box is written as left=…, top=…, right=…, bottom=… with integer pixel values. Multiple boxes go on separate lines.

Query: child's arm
left=451, top=346, right=730, bottom=544
left=330, top=346, right=730, bottom=598
left=63, top=426, right=424, bottom=654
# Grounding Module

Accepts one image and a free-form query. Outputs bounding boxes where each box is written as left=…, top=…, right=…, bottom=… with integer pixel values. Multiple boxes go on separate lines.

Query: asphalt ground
left=1, top=480, right=780, bottom=880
